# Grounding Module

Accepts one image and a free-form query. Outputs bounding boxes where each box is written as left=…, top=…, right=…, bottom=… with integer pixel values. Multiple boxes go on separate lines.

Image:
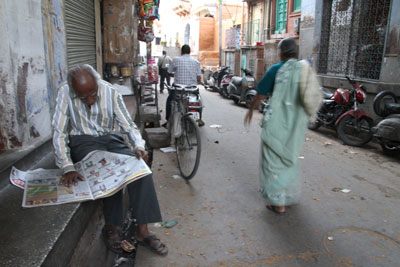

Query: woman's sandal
left=266, top=205, right=286, bottom=215
left=102, top=225, right=135, bottom=254
left=138, top=234, right=168, bottom=256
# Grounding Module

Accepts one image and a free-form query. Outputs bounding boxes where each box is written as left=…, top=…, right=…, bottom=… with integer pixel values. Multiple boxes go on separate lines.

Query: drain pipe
left=267, top=0, right=271, bottom=40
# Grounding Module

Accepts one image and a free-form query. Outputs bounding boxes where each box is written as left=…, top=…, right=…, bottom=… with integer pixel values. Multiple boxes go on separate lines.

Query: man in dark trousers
left=158, top=50, right=172, bottom=93
left=52, top=64, right=168, bottom=256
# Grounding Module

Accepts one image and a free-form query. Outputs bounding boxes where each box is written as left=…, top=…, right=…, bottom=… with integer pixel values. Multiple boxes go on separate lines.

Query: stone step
left=143, top=127, right=171, bottom=148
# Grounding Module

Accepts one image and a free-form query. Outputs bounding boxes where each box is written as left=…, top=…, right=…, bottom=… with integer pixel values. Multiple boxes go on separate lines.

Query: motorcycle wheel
left=221, top=85, right=228, bottom=98
left=381, top=143, right=400, bottom=157
left=308, top=120, right=321, bottom=130
left=336, top=115, right=373, bottom=146
left=245, top=95, right=254, bottom=109
left=373, top=91, right=397, bottom=117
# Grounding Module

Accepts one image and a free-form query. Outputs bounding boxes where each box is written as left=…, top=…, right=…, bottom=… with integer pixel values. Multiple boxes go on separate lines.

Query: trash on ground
left=153, top=223, right=162, bottom=228
left=298, top=156, right=305, bottom=159
left=331, top=187, right=342, bottom=192
left=306, top=137, right=313, bottom=142
left=160, top=147, right=176, bottom=153
left=172, top=174, right=182, bottom=179
left=210, top=124, right=222, bottom=128
left=121, top=240, right=135, bottom=252
left=327, top=236, right=334, bottom=241
left=312, top=197, right=320, bottom=201
left=161, top=219, right=178, bottom=228
left=341, top=189, right=351, bottom=193
left=345, top=149, right=358, bottom=154
left=214, top=141, right=219, bottom=144
left=324, top=141, right=332, bottom=146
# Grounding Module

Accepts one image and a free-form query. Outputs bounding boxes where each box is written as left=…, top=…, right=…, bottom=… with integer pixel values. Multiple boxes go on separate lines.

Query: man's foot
left=197, top=119, right=205, bottom=127
left=161, top=122, right=168, bottom=128
left=102, top=224, right=134, bottom=253
left=137, top=234, right=168, bottom=256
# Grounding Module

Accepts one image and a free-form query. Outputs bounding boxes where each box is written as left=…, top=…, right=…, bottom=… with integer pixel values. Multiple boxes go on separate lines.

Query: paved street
left=136, top=87, right=400, bottom=266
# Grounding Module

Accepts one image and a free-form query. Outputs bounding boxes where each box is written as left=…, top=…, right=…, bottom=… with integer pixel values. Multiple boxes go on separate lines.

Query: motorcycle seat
left=231, top=77, right=242, bottom=85
left=385, top=103, right=400, bottom=114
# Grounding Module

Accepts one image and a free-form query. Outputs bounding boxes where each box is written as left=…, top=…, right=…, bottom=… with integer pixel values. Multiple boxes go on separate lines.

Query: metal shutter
left=64, top=0, right=96, bottom=69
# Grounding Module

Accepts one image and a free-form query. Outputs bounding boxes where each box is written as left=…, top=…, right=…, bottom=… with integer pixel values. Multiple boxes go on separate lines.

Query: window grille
left=318, top=0, right=391, bottom=80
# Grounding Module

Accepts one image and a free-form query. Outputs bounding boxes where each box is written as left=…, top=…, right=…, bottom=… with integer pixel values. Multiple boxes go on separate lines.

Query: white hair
left=67, top=64, right=100, bottom=91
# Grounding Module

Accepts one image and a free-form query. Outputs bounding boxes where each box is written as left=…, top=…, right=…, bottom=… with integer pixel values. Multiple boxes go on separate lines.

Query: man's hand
left=135, top=149, right=149, bottom=163
left=61, top=171, right=84, bottom=187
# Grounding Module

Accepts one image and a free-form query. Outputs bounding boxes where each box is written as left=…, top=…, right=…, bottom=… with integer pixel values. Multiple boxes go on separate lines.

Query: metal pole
left=219, top=0, right=222, bottom=66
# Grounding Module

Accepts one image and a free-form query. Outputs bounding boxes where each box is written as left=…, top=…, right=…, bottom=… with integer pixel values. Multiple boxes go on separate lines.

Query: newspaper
left=9, top=150, right=152, bottom=208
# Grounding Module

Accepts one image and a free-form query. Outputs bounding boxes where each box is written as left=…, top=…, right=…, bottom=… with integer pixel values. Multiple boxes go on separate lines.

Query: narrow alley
left=135, top=87, right=400, bottom=266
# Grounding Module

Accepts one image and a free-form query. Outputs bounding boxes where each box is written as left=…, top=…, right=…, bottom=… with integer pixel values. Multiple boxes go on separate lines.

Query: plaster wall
left=0, top=0, right=52, bottom=153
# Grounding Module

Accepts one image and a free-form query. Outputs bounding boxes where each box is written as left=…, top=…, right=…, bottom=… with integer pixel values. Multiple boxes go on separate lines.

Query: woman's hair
left=278, top=38, right=298, bottom=58
left=67, top=64, right=100, bottom=90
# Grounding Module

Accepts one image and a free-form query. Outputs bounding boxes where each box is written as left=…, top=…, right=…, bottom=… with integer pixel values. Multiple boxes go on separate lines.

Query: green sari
left=259, top=59, right=315, bottom=206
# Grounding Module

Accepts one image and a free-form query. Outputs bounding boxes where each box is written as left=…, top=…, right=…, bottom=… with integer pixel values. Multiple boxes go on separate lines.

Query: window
left=293, top=0, right=301, bottom=12
left=275, top=0, right=287, bottom=34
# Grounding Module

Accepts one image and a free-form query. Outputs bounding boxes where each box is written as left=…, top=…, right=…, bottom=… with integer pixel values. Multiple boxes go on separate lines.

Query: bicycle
left=165, top=83, right=202, bottom=180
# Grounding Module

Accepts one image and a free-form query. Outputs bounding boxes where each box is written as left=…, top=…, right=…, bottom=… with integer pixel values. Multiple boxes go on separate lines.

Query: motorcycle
left=205, top=66, right=230, bottom=92
left=219, top=72, right=233, bottom=98
left=308, top=76, right=374, bottom=147
left=227, top=68, right=256, bottom=108
left=372, top=91, right=400, bottom=156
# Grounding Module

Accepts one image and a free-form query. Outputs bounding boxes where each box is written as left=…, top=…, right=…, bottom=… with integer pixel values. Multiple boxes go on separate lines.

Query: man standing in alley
left=158, top=50, right=172, bottom=93
left=52, top=64, right=168, bottom=256
left=166, top=44, right=205, bottom=126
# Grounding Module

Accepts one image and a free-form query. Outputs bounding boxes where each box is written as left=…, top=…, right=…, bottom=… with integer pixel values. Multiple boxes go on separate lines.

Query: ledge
left=0, top=148, right=99, bottom=267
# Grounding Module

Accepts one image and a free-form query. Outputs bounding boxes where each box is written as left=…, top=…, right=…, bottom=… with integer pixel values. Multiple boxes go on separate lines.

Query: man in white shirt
left=166, top=45, right=205, bottom=126
left=158, top=51, right=172, bottom=93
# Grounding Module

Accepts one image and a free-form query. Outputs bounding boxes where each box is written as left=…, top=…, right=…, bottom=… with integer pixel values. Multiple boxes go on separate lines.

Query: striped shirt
left=52, top=80, right=145, bottom=174
left=168, top=54, right=201, bottom=85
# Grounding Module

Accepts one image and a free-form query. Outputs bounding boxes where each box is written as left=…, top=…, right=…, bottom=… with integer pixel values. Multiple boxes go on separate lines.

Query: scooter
left=206, top=66, right=230, bottom=92
left=308, top=76, right=374, bottom=147
left=219, top=72, right=233, bottom=98
left=227, top=68, right=256, bottom=108
left=372, top=91, right=400, bottom=156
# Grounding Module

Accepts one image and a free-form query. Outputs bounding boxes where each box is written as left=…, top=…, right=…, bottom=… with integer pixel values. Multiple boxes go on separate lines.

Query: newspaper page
left=77, top=150, right=151, bottom=199
left=11, top=150, right=152, bottom=208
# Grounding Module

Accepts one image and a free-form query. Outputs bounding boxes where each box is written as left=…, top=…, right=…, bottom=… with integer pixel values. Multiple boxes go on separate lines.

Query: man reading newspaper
left=52, top=64, right=167, bottom=255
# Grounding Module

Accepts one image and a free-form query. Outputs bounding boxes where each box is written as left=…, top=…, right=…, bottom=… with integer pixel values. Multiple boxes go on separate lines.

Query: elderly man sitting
left=52, top=64, right=168, bottom=255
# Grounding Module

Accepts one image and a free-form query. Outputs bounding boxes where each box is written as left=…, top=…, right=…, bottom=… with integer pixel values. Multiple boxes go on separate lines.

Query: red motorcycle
left=308, top=76, right=374, bottom=146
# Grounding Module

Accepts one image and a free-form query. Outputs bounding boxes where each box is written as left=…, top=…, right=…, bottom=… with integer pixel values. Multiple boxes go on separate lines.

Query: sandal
left=102, top=225, right=135, bottom=254
left=266, top=205, right=286, bottom=215
left=138, top=234, right=168, bottom=256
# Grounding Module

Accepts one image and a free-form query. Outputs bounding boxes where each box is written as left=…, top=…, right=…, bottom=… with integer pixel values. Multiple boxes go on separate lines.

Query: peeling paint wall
left=0, top=0, right=54, bottom=153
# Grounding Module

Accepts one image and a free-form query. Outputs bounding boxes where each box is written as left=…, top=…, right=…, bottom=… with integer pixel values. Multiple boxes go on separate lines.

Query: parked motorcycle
left=205, top=66, right=230, bottom=92
left=372, top=91, right=400, bottom=156
left=308, top=76, right=373, bottom=147
left=219, top=72, right=233, bottom=98
left=227, top=68, right=256, bottom=108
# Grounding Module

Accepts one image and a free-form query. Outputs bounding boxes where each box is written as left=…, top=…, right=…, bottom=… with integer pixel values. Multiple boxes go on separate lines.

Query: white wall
left=0, top=0, right=52, bottom=151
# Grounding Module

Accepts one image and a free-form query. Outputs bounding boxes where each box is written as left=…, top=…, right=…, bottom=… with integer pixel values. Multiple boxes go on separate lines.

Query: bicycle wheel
left=176, top=116, right=201, bottom=180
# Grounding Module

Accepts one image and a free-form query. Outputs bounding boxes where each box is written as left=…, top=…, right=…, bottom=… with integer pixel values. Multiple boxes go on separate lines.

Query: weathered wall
left=0, top=0, right=53, bottom=153
left=103, top=0, right=135, bottom=64
left=42, top=0, right=68, bottom=115
left=199, top=17, right=215, bottom=51
left=380, top=0, right=400, bottom=84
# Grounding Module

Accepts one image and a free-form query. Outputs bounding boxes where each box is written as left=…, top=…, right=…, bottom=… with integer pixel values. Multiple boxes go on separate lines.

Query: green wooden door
left=294, top=0, right=301, bottom=12
left=275, top=0, right=287, bottom=34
